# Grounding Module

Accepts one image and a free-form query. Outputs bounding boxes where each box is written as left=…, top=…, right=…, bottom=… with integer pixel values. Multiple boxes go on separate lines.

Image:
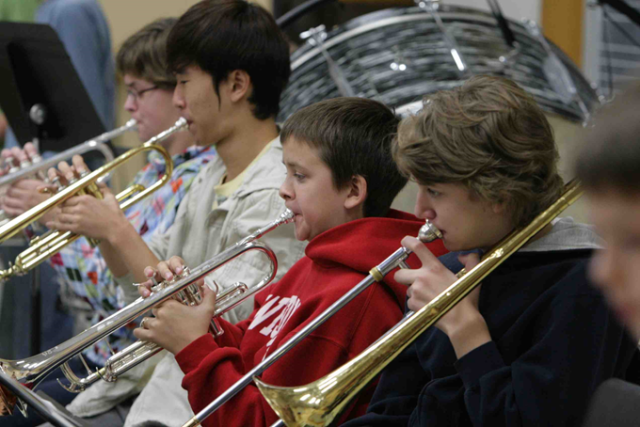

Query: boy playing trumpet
left=136, top=97, right=447, bottom=426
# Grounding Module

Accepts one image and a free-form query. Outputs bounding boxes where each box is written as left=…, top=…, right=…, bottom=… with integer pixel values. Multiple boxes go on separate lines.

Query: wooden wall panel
left=542, top=0, right=584, bottom=67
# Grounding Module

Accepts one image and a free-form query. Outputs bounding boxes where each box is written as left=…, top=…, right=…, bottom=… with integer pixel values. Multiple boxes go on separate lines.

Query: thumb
left=458, top=252, right=481, bottom=271
left=199, top=284, right=218, bottom=313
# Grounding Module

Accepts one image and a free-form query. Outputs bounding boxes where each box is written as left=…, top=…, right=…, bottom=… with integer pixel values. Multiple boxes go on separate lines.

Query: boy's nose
left=172, top=88, right=185, bottom=110
left=414, top=191, right=436, bottom=220
left=279, top=176, right=295, bottom=201
left=124, top=95, right=136, bottom=113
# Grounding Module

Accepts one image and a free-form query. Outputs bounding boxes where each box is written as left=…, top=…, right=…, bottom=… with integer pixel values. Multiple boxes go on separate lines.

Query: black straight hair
left=166, top=0, right=290, bottom=120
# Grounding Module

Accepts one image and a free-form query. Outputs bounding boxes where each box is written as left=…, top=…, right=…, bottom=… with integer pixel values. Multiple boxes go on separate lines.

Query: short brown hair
left=576, top=83, right=640, bottom=192
left=280, top=98, right=406, bottom=218
left=394, top=75, right=564, bottom=227
left=116, top=18, right=177, bottom=88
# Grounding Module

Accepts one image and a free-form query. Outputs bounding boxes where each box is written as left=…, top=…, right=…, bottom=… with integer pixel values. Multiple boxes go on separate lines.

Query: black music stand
left=0, top=22, right=106, bottom=151
left=0, top=22, right=108, bottom=357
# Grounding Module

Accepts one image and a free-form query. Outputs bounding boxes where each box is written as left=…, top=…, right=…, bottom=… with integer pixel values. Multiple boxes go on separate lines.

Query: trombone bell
left=253, top=181, right=583, bottom=427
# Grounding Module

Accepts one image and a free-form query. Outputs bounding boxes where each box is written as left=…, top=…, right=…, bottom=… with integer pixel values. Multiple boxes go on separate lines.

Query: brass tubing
left=255, top=180, right=582, bottom=426
left=0, top=119, right=186, bottom=281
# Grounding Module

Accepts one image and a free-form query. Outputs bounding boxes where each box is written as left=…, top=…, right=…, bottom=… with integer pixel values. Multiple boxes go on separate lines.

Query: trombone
left=180, top=180, right=582, bottom=427
left=256, top=180, right=583, bottom=427
left=0, top=210, right=293, bottom=415
left=0, top=118, right=185, bottom=281
left=181, top=218, right=444, bottom=427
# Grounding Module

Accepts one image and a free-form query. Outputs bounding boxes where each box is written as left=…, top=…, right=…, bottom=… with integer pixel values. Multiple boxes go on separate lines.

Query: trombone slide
left=182, top=220, right=442, bottom=427
left=255, top=180, right=584, bottom=427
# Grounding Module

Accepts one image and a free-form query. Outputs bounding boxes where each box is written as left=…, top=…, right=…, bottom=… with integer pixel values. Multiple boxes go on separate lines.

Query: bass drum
left=278, top=5, right=600, bottom=223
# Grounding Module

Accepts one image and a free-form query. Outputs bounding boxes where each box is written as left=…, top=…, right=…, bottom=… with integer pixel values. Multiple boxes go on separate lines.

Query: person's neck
left=216, top=116, right=279, bottom=181
left=164, top=129, right=196, bottom=157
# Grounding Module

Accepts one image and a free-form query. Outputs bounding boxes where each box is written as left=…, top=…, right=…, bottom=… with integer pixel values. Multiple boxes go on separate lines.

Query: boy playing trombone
left=344, top=75, right=640, bottom=427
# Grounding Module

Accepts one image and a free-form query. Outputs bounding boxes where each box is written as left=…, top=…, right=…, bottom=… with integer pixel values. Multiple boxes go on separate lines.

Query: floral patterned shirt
left=48, top=145, right=215, bottom=366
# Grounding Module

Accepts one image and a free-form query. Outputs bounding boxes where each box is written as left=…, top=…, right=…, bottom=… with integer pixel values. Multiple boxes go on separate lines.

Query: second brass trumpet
left=0, top=118, right=187, bottom=281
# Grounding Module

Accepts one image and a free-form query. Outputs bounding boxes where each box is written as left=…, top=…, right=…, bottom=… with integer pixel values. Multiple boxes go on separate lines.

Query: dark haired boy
left=343, top=75, right=639, bottom=427
left=0, top=17, right=215, bottom=427
left=577, top=83, right=640, bottom=348
left=46, top=1, right=304, bottom=426
left=574, top=83, right=640, bottom=427
left=135, top=97, right=448, bottom=426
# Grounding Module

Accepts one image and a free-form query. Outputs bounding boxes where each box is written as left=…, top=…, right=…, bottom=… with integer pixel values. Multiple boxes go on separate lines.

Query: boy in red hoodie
left=133, top=97, right=447, bottom=426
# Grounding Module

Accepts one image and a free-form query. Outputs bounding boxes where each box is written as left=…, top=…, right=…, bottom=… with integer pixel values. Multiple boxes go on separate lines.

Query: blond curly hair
left=393, top=75, right=564, bottom=227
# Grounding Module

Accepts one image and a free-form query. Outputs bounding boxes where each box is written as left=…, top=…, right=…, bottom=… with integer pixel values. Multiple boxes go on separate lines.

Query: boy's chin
left=293, top=225, right=310, bottom=242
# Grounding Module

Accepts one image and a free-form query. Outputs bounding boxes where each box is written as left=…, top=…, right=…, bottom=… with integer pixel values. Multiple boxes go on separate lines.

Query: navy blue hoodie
left=343, top=246, right=640, bottom=427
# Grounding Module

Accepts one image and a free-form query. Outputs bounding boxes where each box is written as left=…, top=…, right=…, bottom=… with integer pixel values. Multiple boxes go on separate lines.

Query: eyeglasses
left=126, top=86, right=159, bottom=102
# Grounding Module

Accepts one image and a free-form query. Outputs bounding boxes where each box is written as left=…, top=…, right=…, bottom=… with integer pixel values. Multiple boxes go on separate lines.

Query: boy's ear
left=226, top=69, right=252, bottom=103
left=344, top=175, right=368, bottom=211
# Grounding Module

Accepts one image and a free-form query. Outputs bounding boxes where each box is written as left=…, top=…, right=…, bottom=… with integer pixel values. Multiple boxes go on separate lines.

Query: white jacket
left=67, top=138, right=307, bottom=426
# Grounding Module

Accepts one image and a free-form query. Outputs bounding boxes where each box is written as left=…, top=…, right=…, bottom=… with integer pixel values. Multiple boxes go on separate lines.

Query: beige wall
left=97, top=0, right=273, bottom=187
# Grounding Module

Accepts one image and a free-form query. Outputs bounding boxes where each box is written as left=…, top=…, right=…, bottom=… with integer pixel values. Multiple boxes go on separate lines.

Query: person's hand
left=137, top=256, right=197, bottom=298
left=1, top=179, right=50, bottom=218
left=46, top=154, right=90, bottom=187
left=44, top=155, right=127, bottom=240
left=395, top=237, right=483, bottom=336
left=45, top=186, right=124, bottom=240
left=133, top=282, right=217, bottom=354
left=0, top=146, right=27, bottom=176
left=0, top=144, right=53, bottom=221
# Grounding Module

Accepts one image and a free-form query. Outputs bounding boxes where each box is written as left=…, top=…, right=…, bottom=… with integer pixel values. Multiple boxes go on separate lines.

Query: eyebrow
left=283, top=159, right=301, bottom=168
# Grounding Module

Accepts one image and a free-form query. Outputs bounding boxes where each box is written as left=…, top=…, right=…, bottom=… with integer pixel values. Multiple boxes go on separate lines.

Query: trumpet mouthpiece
left=418, top=220, right=443, bottom=243
left=280, top=209, right=295, bottom=224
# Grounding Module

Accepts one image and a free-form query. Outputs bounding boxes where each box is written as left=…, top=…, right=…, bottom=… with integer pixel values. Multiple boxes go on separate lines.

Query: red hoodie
left=175, top=210, right=448, bottom=426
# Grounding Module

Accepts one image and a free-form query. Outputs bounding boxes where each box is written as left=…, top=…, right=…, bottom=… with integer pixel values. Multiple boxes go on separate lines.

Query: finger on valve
left=23, top=143, right=41, bottom=163
left=71, top=155, right=90, bottom=176
left=57, top=160, right=77, bottom=184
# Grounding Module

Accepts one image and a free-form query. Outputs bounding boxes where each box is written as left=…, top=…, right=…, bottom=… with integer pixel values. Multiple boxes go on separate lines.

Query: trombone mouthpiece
left=418, top=220, right=443, bottom=243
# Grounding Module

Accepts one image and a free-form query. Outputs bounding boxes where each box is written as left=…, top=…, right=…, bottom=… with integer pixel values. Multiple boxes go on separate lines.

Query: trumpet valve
left=209, top=318, right=224, bottom=337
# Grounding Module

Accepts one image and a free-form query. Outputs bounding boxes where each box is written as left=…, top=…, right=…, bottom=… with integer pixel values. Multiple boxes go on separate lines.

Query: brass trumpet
left=0, top=118, right=186, bottom=281
left=0, top=119, right=136, bottom=228
left=0, top=209, right=293, bottom=415
left=255, top=180, right=583, bottom=427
